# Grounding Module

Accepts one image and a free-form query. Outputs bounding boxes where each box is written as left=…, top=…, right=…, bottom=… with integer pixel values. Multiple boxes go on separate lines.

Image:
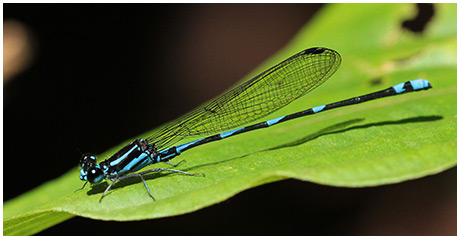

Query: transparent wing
left=147, top=47, right=341, bottom=150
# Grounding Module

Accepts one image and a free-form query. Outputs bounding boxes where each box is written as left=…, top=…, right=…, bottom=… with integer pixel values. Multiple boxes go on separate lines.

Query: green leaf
left=4, top=3, right=456, bottom=235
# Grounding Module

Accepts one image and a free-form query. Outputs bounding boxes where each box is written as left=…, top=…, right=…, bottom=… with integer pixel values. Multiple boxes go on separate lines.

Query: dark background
left=4, top=3, right=455, bottom=235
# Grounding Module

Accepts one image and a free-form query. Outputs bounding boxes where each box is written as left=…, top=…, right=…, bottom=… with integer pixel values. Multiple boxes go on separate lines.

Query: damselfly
left=76, top=47, right=432, bottom=202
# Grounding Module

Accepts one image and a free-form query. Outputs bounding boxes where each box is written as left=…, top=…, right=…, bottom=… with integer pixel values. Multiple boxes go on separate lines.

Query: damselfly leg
left=99, top=168, right=205, bottom=202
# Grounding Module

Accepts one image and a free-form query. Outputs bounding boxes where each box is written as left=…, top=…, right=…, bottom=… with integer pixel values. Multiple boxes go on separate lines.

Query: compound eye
left=87, top=167, right=104, bottom=184
left=80, top=153, right=97, bottom=167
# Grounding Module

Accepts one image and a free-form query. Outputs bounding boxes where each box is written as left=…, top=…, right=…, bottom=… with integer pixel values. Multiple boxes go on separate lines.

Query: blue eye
left=87, top=167, right=104, bottom=184
left=80, top=153, right=97, bottom=168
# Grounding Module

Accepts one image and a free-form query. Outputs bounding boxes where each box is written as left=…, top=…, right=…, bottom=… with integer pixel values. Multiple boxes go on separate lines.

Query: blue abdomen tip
left=410, top=79, right=431, bottom=90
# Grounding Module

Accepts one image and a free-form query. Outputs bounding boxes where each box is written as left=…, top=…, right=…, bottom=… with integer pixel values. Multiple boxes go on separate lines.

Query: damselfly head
left=85, top=166, right=104, bottom=184
left=80, top=153, right=97, bottom=169
left=79, top=153, right=104, bottom=184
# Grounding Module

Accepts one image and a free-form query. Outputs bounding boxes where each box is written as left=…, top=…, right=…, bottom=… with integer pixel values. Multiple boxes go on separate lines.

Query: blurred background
left=3, top=3, right=456, bottom=235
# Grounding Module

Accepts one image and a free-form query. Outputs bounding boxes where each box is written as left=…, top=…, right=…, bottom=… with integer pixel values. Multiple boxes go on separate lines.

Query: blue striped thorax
left=79, top=139, right=159, bottom=185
